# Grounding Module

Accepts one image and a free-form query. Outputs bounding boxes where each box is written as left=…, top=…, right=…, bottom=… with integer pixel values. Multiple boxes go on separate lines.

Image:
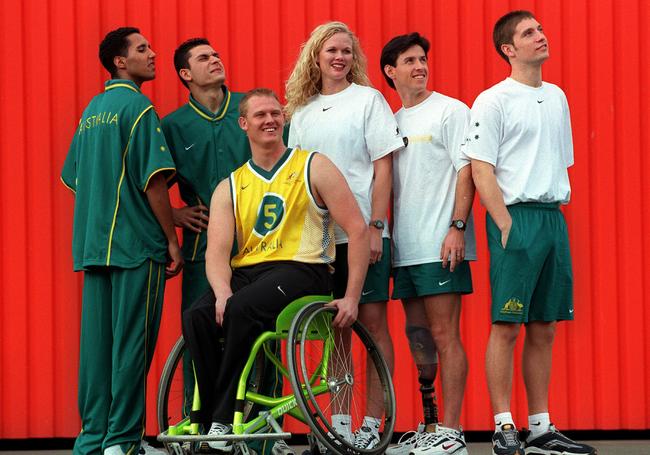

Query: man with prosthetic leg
left=381, top=32, right=477, bottom=455
left=182, top=89, right=369, bottom=453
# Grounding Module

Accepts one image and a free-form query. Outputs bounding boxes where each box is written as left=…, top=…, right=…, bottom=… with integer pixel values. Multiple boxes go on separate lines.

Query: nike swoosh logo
left=532, top=422, right=542, bottom=426
left=241, top=183, right=250, bottom=190
left=569, top=308, right=574, bottom=313
left=537, top=100, right=544, bottom=104
left=438, top=279, right=451, bottom=286
left=277, top=285, right=286, bottom=296
left=322, top=106, right=333, bottom=111
left=442, top=443, right=456, bottom=450
left=185, top=143, right=195, bottom=150
left=361, top=290, right=374, bottom=296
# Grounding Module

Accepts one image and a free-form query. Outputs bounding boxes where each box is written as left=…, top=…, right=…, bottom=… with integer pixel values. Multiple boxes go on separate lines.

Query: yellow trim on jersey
left=60, top=176, right=76, bottom=193
left=106, top=105, right=154, bottom=266
left=188, top=90, right=231, bottom=121
left=105, top=83, right=139, bottom=93
left=143, top=167, right=176, bottom=192
left=191, top=195, right=205, bottom=261
left=137, top=260, right=154, bottom=448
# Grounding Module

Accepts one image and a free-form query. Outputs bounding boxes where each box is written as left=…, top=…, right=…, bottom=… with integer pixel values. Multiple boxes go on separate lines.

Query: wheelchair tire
left=157, top=336, right=266, bottom=441
left=286, top=301, right=396, bottom=455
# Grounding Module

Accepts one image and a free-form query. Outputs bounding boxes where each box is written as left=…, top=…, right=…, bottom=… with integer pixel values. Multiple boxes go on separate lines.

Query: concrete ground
left=2, top=440, right=650, bottom=454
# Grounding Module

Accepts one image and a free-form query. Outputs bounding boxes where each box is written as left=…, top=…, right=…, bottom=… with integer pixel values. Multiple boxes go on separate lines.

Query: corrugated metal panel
left=1, top=0, right=648, bottom=439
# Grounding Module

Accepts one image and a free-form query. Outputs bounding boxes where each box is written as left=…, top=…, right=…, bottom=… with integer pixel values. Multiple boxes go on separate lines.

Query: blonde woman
left=286, top=21, right=403, bottom=450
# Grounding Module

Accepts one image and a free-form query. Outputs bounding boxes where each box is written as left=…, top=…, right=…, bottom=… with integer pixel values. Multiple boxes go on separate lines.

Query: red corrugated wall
left=1, top=0, right=649, bottom=439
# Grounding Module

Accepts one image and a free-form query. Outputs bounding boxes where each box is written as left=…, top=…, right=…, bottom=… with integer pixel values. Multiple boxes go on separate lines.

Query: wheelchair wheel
left=157, top=336, right=266, bottom=440
left=286, top=301, right=396, bottom=455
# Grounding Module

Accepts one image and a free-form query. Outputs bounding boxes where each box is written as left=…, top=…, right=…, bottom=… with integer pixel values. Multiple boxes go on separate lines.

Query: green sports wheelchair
left=157, top=295, right=396, bottom=455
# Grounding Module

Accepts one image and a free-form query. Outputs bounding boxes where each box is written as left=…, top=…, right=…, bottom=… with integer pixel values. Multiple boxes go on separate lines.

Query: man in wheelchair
left=182, top=88, right=370, bottom=451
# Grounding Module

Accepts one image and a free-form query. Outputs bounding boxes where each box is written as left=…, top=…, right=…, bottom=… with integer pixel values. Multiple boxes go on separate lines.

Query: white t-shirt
left=392, top=92, right=477, bottom=267
left=463, top=77, right=574, bottom=205
left=288, top=83, right=404, bottom=243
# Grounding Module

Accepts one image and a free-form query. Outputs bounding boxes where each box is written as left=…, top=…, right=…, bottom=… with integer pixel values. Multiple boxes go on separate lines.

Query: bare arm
left=206, top=179, right=235, bottom=325
left=146, top=172, right=183, bottom=277
left=471, top=159, right=512, bottom=247
left=311, top=154, right=370, bottom=327
left=369, top=154, right=392, bottom=264
left=440, top=165, right=475, bottom=271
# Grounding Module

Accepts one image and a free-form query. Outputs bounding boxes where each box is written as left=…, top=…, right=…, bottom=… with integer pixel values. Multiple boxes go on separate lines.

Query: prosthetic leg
left=405, top=325, right=439, bottom=429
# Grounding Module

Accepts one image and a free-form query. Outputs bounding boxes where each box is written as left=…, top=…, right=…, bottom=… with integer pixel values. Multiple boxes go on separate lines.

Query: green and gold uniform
left=230, top=148, right=335, bottom=268
left=161, top=87, right=251, bottom=419
left=61, top=79, right=175, bottom=455
left=183, top=148, right=333, bottom=428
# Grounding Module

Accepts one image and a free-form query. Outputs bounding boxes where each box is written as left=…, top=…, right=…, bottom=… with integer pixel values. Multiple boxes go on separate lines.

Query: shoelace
left=208, top=422, right=230, bottom=435
left=395, top=429, right=420, bottom=446
left=353, top=426, right=378, bottom=448
left=414, top=431, right=444, bottom=448
left=502, top=428, right=519, bottom=446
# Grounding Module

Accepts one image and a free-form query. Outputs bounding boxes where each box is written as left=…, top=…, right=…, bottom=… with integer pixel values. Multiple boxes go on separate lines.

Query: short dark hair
left=239, top=88, right=280, bottom=117
left=99, top=27, right=140, bottom=77
left=173, top=37, right=211, bottom=88
left=379, top=32, right=430, bottom=90
left=493, top=10, right=535, bottom=63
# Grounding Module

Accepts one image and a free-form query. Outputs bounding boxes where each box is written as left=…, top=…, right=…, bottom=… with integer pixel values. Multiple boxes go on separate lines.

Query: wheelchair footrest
left=158, top=430, right=292, bottom=443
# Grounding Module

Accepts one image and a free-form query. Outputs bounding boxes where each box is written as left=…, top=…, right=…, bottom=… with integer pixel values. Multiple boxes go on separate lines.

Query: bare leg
left=523, top=321, right=556, bottom=415
left=422, top=293, right=467, bottom=429
left=358, top=301, right=394, bottom=418
left=485, top=322, right=521, bottom=414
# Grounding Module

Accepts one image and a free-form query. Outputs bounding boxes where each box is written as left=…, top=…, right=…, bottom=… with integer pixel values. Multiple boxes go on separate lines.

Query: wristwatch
left=450, top=219, right=466, bottom=231
left=369, top=219, right=385, bottom=230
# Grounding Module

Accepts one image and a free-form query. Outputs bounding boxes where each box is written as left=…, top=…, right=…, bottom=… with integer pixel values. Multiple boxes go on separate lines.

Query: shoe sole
left=524, top=450, right=596, bottom=455
left=492, top=450, right=525, bottom=455
left=411, top=449, right=468, bottom=455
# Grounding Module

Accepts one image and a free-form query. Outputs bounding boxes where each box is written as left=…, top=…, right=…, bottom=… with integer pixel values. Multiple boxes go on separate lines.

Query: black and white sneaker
left=492, top=424, right=524, bottom=455
left=205, top=422, right=233, bottom=452
left=353, top=426, right=380, bottom=450
left=523, top=424, right=597, bottom=454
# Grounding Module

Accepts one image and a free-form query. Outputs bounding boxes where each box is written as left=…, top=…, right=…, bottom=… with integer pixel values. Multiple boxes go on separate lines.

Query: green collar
left=105, top=79, right=141, bottom=93
left=248, top=148, right=293, bottom=180
left=188, top=86, right=231, bottom=121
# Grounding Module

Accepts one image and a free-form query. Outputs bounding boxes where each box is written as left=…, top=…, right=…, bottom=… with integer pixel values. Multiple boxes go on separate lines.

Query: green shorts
left=487, top=203, right=574, bottom=323
left=332, top=238, right=391, bottom=304
left=391, top=261, right=473, bottom=300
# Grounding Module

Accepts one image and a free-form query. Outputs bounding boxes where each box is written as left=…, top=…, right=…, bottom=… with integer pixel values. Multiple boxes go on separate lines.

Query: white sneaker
left=272, top=439, right=296, bottom=455
left=206, top=422, right=233, bottom=452
left=410, top=426, right=468, bottom=455
left=138, top=440, right=167, bottom=454
left=104, top=445, right=125, bottom=455
left=353, top=426, right=380, bottom=450
left=386, top=423, right=426, bottom=455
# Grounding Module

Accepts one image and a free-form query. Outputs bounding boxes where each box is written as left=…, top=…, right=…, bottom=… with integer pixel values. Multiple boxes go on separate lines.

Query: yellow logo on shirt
left=78, top=112, right=119, bottom=133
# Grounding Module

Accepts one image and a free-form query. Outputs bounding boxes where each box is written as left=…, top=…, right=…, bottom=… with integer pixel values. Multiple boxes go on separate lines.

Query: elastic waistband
left=508, top=202, right=560, bottom=210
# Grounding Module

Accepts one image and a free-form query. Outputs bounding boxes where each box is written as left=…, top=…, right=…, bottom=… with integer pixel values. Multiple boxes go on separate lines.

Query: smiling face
left=239, top=95, right=285, bottom=148
left=182, top=44, right=226, bottom=88
left=316, top=32, right=354, bottom=87
left=386, top=44, right=429, bottom=95
left=504, top=17, right=549, bottom=65
left=116, top=33, right=156, bottom=84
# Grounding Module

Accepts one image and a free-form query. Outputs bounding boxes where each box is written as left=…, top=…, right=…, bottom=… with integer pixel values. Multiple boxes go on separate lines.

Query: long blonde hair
left=285, top=21, right=371, bottom=118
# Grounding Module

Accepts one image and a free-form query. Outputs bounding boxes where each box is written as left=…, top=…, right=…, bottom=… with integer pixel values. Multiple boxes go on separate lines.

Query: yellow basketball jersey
left=230, top=148, right=335, bottom=268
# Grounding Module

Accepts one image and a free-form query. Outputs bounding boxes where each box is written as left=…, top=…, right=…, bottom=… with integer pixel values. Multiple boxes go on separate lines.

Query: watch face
left=452, top=220, right=466, bottom=230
